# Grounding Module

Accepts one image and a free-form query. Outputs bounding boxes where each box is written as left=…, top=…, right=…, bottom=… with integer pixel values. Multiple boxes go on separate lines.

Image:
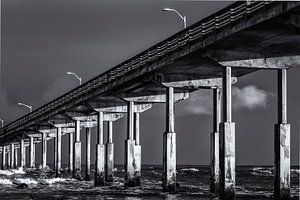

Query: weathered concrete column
left=20, top=139, right=26, bottom=168
left=56, top=127, right=62, bottom=177
left=95, top=111, right=105, bottom=186
left=220, top=67, right=235, bottom=200
left=14, top=147, right=18, bottom=168
left=2, top=146, right=6, bottom=170
left=29, top=137, right=35, bottom=168
left=42, top=132, right=47, bottom=168
left=134, top=113, right=141, bottom=180
left=10, top=144, right=14, bottom=169
left=105, top=121, right=114, bottom=182
left=163, top=87, right=176, bottom=191
left=125, top=101, right=140, bottom=187
left=210, top=88, right=221, bottom=193
left=274, top=68, right=291, bottom=200
left=7, top=149, right=11, bottom=169
left=54, top=136, right=57, bottom=171
left=68, top=133, right=74, bottom=174
left=85, top=127, right=91, bottom=181
left=73, top=120, right=82, bottom=180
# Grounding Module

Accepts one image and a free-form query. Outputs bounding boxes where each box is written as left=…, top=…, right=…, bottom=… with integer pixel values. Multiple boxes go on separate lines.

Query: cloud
left=232, top=85, right=274, bottom=110
left=176, top=85, right=274, bottom=116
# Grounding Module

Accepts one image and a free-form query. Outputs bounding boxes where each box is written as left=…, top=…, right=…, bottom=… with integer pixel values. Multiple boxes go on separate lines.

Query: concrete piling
left=2, top=146, right=6, bottom=170
left=20, top=139, right=26, bottom=168
left=7, top=149, right=11, bottom=169
left=210, top=88, right=221, bottom=193
left=56, top=127, right=62, bottom=177
left=73, top=120, right=82, bottom=180
left=105, top=121, right=114, bottom=182
left=29, top=137, right=35, bottom=168
left=10, top=143, right=14, bottom=169
left=68, top=132, right=74, bottom=174
left=42, top=132, right=47, bottom=168
left=85, top=127, right=91, bottom=181
left=14, top=147, right=18, bottom=168
left=125, top=101, right=140, bottom=187
left=134, top=113, right=141, bottom=180
left=163, top=87, right=176, bottom=191
left=274, top=69, right=291, bottom=200
left=95, top=111, right=105, bottom=186
left=220, top=67, right=235, bottom=200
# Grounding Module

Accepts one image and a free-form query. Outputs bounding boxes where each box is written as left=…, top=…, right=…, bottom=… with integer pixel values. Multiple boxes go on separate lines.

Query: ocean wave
left=180, top=168, right=199, bottom=172
left=0, top=178, right=13, bottom=185
left=291, top=168, right=300, bottom=175
left=251, top=167, right=273, bottom=176
left=0, top=167, right=26, bottom=176
left=14, top=178, right=38, bottom=185
left=42, top=178, right=71, bottom=185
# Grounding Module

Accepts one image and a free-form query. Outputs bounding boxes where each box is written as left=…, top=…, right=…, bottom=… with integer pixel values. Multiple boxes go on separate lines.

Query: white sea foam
left=113, top=168, right=118, bottom=172
left=291, top=169, right=300, bottom=174
left=11, top=167, right=26, bottom=175
left=0, top=167, right=26, bottom=176
left=43, top=178, right=70, bottom=185
left=180, top=168, right=199, bottom=172
left=0, top=178, right=13, bottom=185
left=15, top=178, right=38, bottom=185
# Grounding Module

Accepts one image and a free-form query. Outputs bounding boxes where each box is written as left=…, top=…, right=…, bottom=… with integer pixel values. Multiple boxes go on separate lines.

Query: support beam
left=210, top=88, right=221, bottom=193
left=85, top=127, right=91, bottom=181
left=7, top=150, right=11, bottom=169
left=220, top=67, right=235, bottom=200
left=125, top=101, right=140, bottom=187
left=274, top=68, right=290, bottom=200
left=73, top=120, right=82, bottom=180
left=163, top=87, right=176, bottom=191
left=54, top=136, right=57, bottom=171
left=20, top=139, right=26, bottom=168
left=95, top=111, right=105, bottom=186
left=10, top=144, right=14, bottom=169
left=56, top=127, right=62, bottom=177
left=29, top=137, right=35, bottom=168
left=42, top=132, right=47, bottom=168
left=68, top=133, right=74, bottom=174
left=2, top=146, right=6, bottom=170
left=105, top=121, right=114, bottom=182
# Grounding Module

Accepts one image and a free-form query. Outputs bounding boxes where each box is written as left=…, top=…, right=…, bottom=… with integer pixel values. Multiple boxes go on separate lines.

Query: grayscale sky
left=1, top=0, right=299, bottom=166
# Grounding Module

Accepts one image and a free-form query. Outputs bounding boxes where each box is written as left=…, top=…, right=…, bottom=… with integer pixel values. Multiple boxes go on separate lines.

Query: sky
left=0, top=0, right=299, bottom=166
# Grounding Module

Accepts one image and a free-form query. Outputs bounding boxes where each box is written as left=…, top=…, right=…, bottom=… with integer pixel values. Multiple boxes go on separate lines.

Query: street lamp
left=67, top=71, right=82, bottom=85
left=162, top=7, right=187, bottom=29
left=0, top=119, right=3, bottom=127
left=18, top=102, right=32, bottom=112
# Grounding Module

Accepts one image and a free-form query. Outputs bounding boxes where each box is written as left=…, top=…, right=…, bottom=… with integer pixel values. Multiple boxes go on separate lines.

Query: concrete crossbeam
left=123, top=92, right=189, bottom=103
left=162, top=78, right=236, bottom=89
left=94, top=104, right=152, bottom=113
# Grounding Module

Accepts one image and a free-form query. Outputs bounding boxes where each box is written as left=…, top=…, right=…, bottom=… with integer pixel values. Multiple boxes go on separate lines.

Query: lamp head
left=162, top=7, right=172, bottom=11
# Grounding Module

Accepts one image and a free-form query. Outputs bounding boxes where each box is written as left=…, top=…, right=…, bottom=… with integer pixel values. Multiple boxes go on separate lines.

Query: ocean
left=0, top=165, right=298, bottom=199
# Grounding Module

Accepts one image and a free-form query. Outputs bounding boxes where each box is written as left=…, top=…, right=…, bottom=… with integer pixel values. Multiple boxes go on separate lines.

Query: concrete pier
left=220, top=67, right=235, bottom=200
left=2, top=146, right=6, bottom=169
left=7, top=150, right=11, bottom=169
left=54, top=136, right=57, bottom=171
left=85, top=127, right=91, bottom=181
left=29, top=137, right=35, bottom=168
left=73, top=120, right=82, bottom=180
left=95, top=111, right=105, bottom=186
left=14, top=147, right=18, bottom=168
left=163, top=87, right=176, bottom=191
left=42, top=132, right=47, bottom=168
left=10, top=144, right=14, bottom=169
left=56, top=127, right=62, bottom=177
left=274, top=69, right=291, bottom=200
left=210, top=88, right=221, bottom=193
left=20, top=139, right=26, bottom=168
left=105, top=121, right=114, bottom=182
left=125, top=101, right=140, bottom=187
left=68, top=133, right=73, bottom=174
left=134, top=113, right=141, bottom=180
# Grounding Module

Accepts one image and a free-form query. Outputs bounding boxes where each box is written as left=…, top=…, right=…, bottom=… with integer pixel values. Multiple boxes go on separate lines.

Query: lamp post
left=18, top=102, right=32, bottom=112
left=0, top=119, right=3, bottom=127
left=67, top=72, right=82, bottom=85
left=162, top=7, right=187, bottom=29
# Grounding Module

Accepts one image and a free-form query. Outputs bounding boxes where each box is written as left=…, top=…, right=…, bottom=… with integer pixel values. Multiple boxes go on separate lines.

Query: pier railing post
left=56, top=127, right=62, bottom=177
left=73, top=120, right=82, bottom=180
left=211, top=88, right=221, bottom=193
left=85, top=127, right=91, bottom=181
left=220, top=67, right=235, bottom=200
left=274, top=68, right=291, bottom=200
left=163, top=87, right=176, bottom=191
left=42, top=132, right=47, bottom=169
left=125, top=101, right=141, bottom=187
left=105, top=121, right=114, bottom=182
left=95, top=111, right=105, bottom=186
left=29, top=137, right=35, bottom=168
